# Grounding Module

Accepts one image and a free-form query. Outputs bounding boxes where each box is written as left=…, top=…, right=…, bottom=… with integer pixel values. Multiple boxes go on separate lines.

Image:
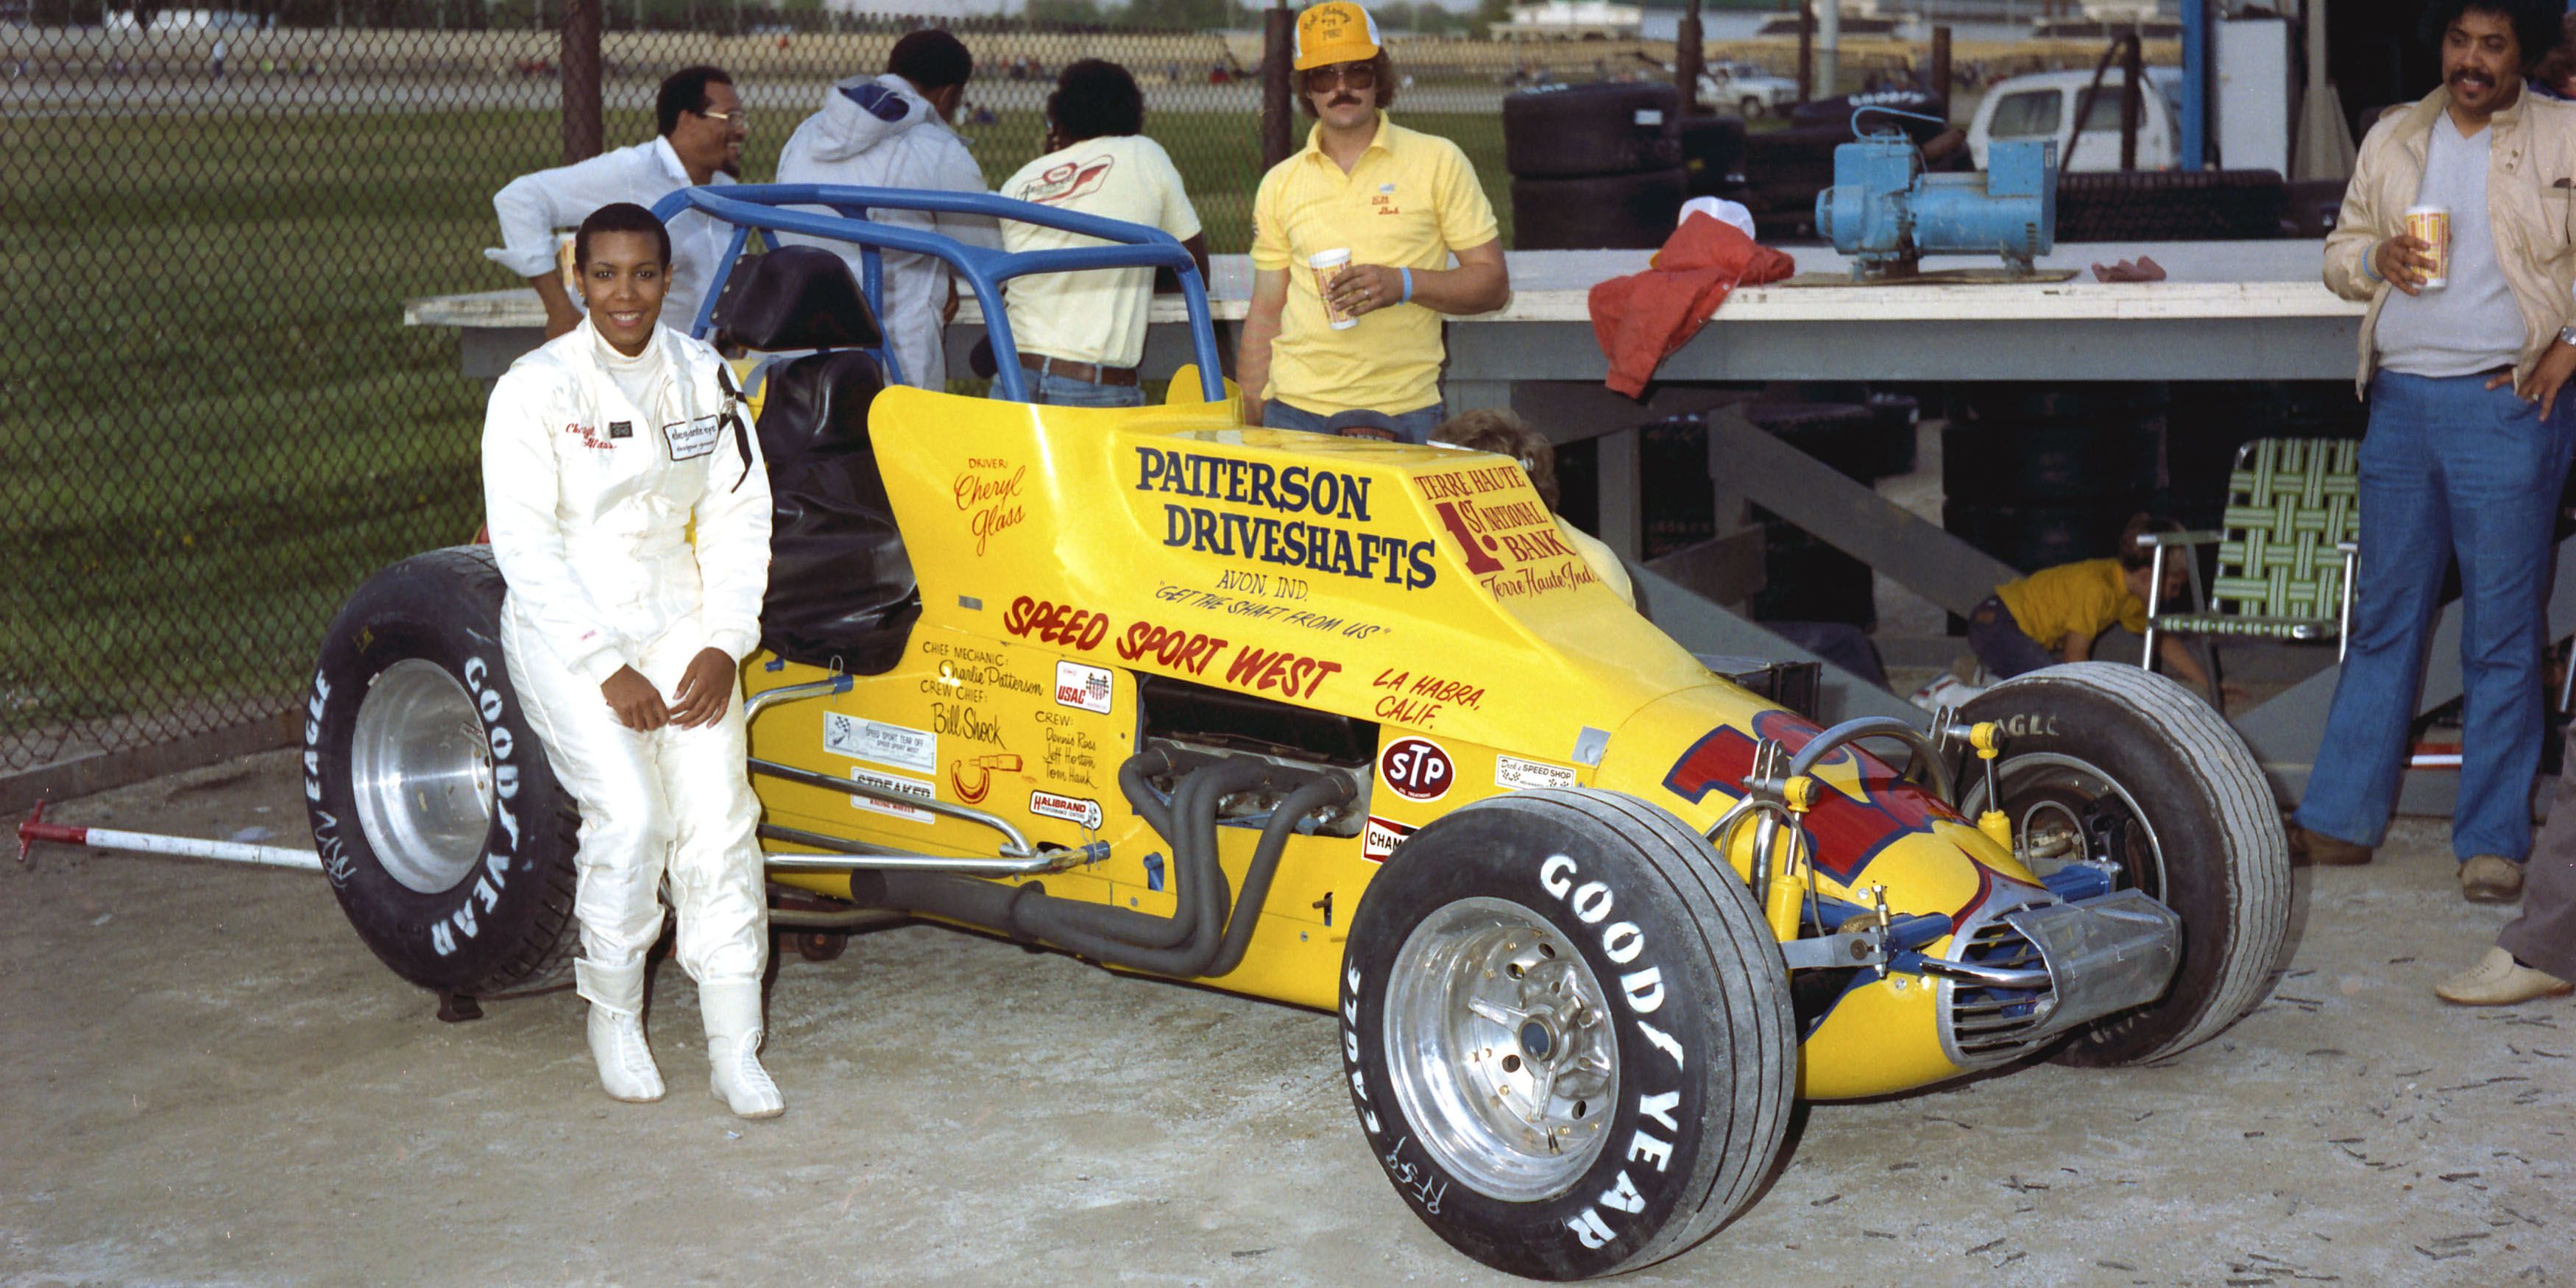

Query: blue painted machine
left=1814, top=110, right=2057, bottom=280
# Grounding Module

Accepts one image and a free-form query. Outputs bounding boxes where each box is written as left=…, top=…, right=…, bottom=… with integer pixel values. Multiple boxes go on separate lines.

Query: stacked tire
left=2056, top=169, right=2288, bottom=241
left=1942, top=383, right=2165, bottom=578
left=1506, top=82, right=1687, bottom=250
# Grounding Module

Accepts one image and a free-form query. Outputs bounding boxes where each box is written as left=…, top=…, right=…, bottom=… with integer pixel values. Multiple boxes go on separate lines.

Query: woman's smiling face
left=577, top=230, right=669, bottom=355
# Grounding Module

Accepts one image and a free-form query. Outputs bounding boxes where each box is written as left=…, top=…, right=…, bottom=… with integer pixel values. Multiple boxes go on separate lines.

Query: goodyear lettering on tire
left=1538, top=852, right=1686, bottom=1253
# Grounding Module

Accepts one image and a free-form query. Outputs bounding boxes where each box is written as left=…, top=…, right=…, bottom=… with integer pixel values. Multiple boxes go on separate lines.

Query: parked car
left=1966, top=66, right=2182, bottom=171
left=1698, top=59, right=1800, bottom=117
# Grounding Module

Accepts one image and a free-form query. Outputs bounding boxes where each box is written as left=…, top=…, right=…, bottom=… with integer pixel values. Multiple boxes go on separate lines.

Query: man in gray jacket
left=776, top=30, right=998, bottom=389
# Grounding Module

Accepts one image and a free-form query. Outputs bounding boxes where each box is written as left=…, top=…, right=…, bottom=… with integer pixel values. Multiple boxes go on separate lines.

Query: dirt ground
left=4, top=749, right=2570, bottom=1287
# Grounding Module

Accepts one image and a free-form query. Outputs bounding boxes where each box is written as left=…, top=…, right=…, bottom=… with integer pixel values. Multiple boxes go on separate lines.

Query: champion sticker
left=1030, top=790, right=1105, bottom=831
left=848, top=767, right=935, bottom=824
left=824, top=712, right=937, bottom=775
left=1496, top=754, right=1578, bottom=792
left=662, top=414, right=722, bottom=461
left=1362, top=815, right=1416, bottom=862
left=1379, top=737, right=1454, bottom=803
left=1054, top=659, right=1113, bottom=715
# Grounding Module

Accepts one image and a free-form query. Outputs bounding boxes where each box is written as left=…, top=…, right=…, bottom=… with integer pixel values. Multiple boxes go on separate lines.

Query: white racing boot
left=701, top=979, right=785, bottom=1119
left=577, top=959, right=665, bottom=1103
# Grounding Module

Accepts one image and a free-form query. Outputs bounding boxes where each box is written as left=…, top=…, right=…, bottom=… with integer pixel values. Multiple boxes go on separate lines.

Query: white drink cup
left=1310, top=248, right=1358, bottom=330
left=2404, top=205, right=2449, bottom=291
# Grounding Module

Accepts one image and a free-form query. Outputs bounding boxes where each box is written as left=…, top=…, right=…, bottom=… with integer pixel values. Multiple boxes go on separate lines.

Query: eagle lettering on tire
left=1340, top=788, right=1794, bottom=1280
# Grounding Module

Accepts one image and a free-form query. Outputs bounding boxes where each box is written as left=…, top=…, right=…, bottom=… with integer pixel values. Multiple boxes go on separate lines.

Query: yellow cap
left=1294, top=1, right=1382, bottom=72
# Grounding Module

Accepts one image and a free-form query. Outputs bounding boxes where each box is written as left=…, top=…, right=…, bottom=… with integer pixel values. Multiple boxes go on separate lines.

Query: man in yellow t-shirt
left=1965, top=515, right=2221, bottom=701
left=998, top=59, right=1210, bottom=408
left=1237, top=1, right=1508, bottom=442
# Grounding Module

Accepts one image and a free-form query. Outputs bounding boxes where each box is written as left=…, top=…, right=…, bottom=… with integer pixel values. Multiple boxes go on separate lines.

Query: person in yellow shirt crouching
left=1237, top=0, right=1509, bottom=442
left=1968, top=513, right=2223, bottom=701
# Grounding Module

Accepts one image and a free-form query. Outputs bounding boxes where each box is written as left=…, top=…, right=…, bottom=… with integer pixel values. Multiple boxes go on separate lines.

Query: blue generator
left=1814, top=130, right=2057, bottom=280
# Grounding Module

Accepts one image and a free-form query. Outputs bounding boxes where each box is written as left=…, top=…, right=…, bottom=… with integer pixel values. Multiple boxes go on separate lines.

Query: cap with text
left=1294, top=1, right=1382, bottom=72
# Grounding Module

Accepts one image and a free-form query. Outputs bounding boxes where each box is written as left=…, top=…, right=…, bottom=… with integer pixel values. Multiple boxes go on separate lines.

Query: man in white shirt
left=486, top=66, right=747, bottom=339
left=997, top=59, right=1210, bottom=408
left=776, top=30, right=998, bottom=389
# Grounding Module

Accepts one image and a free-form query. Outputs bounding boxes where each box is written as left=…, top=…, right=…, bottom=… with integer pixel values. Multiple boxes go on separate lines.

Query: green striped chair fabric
left=2149, top=438, right=2360, bottom=643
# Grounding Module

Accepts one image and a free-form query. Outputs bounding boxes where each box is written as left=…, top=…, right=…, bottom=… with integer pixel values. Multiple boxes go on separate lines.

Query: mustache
left=1328, top=92, right=1362, bottom=106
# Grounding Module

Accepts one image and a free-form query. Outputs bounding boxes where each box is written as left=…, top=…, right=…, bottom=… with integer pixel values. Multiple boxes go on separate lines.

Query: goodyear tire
left=1342, top=788, right=1793, bottom=1279
left=1956, top=662, right=2290, bottom=1066
left=303, top=546, right=580, bottom=996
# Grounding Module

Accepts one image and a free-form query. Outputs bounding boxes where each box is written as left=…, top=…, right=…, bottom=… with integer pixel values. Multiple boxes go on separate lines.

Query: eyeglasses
left=1308, top=63, right=1376, bottom=91
left=698, top=107, right=750, bottom=129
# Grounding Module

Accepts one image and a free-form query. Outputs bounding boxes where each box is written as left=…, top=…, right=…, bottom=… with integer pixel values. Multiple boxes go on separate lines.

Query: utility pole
left=1816, top=0, right=1838, bottom=100
left=1260, top=0, right=1292, bottom=169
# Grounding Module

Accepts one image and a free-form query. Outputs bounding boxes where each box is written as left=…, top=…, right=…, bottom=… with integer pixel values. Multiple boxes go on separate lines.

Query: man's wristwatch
left=2560, top=324, right=2576, bottom=349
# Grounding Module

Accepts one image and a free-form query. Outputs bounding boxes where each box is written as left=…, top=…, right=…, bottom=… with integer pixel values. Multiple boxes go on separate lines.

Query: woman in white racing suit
left=481, top=202, right=782, bottom=1119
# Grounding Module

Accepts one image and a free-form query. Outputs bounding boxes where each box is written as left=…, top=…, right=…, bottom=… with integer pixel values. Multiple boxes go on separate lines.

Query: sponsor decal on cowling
left=1361, top=815, right=1416, bottom=862
left=1029, top=790, right=1105, bottom=831
left=1379, top=736, right=1454, bottom=803
left=1055, top=659, right=1113, bottom=714
left=1496, top=754, right=1578, bottom=792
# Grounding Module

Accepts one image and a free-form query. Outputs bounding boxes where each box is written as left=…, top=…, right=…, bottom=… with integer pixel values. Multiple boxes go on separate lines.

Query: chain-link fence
left=0, top=15, right=1548, bottom=790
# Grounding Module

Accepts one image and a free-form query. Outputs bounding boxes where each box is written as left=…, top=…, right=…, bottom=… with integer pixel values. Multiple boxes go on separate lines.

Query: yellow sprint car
left=305, top=188, right=2289, bottom=1280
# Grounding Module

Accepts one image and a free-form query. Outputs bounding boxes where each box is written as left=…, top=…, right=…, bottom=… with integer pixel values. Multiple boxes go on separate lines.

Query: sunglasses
left=1308, top=63, right=1377, bottom=91
left=698, top=106, right=751, bottom=129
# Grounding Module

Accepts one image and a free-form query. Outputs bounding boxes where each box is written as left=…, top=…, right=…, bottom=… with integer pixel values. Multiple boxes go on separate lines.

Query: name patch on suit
left=662, top=414, right=722, bottom=461
left=609, top=420, right=633, bottom=439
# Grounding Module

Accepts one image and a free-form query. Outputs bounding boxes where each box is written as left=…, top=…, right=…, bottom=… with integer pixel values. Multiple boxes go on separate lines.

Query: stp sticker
left=1496, top=754, right=1578, bottom=792
left=1055, top=659, right=1113, bottom=715
left=1362, top=815, right=1416, bottom=862
left=1379, top=736, right=1455, bottom=803
left=1029, top=790, right=1105, bottom=831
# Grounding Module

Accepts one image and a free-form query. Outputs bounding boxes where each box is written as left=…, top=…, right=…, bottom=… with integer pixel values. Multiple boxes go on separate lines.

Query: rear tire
left=1956, top=662, right=2290, bottom=1065
left=1342, top=788, right=1793, bottom=1279
left=304, top=546, right=581, bottom=996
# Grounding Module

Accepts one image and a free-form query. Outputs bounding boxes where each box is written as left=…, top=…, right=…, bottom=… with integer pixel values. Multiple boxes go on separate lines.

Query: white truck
left=1965, top=67, right=2184, bottom=171
left=1698, top=60, right=1801, bottom=118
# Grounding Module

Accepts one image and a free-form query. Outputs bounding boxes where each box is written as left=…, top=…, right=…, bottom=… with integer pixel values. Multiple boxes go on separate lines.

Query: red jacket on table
left=1588, top=213, right=1795, bottom=397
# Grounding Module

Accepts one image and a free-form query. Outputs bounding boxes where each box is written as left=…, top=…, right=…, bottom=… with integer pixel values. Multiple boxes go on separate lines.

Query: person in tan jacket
left=2302, top=0, right=2576, bottom=1006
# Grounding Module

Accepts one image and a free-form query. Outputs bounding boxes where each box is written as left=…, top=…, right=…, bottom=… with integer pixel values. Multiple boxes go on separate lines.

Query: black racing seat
left=710, top=245, right=917, bottom=674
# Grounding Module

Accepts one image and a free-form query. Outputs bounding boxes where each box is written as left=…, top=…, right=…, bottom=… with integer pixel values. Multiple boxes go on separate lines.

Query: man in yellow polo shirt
left=1238, top=1, right=1509, bottom=440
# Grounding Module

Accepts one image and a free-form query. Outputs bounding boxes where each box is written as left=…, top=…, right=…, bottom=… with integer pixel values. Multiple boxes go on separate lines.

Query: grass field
left=0, top=101, right=1506, bottom=759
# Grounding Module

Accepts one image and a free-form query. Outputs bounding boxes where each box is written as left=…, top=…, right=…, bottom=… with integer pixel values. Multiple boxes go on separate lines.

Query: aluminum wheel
left=1381, top=896, right=1619, bottom=1203
left=1961, top=750, right=2168, bottom=901
left=350, top=659, right=495, bottom=895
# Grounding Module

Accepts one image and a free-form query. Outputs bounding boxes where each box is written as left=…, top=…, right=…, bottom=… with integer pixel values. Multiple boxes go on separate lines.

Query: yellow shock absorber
left=1766, top=774, right=1819, bottom=941
left=1970, top=721, right=2012, bottom=851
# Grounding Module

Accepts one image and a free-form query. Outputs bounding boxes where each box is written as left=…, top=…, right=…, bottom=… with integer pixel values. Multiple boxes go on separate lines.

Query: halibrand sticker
left=847, top=767, right=935, bottom=824
left=1496, top=754, right=1578, bottom=792
left=824, top=712, right=938, bottom=775
left=1379, top=737, right=1454, bottom=803
left=1054, top=659, right=1113, bottom=715
left=1029, top=790, right=1105, bottom=831
left=1362, top=815, right=1416, bottom=862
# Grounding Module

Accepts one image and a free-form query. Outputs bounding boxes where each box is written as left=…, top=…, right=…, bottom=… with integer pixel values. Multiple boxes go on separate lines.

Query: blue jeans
left=1967, top=594, right=2062, bottom=680
left=2294, top=369, right=2576, bottom=862
left=1263, top=399, right=1445, bottom=444
left=1030, top=369, right=1144, bottom=408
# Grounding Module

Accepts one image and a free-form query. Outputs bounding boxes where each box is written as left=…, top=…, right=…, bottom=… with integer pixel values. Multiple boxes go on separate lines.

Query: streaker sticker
left=1496, top=754, right=1578, bottom=792
left=849, top=768, right=935, bottom=824
left=824, top=712, right=937, bottom=775
left=1379, top=736, right=1455, bottom=803
left=1029, top=790, right=1105, bottom=831
left=1362, top=815, right=1417, bottom=862
left=1055, top=659, right=1114, bottom=715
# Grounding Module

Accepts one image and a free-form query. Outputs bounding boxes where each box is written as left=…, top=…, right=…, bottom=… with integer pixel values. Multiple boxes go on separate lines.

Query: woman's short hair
left=574, top=202, right=672, bottom=269
left=1436, top=408, right=1560, bottom=512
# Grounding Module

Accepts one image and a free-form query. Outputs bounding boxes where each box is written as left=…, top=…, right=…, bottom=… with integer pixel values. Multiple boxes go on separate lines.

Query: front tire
left=1342, top=789, right=1793, bottom=1279
left=1958, top=662, right=2290, bottom=1065
left=303, top=546, right=581, bottom=996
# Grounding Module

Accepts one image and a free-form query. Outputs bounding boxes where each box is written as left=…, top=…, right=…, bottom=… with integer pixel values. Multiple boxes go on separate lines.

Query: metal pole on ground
left=1931, top=25, right=1950, bottom=106
left=2182, top=0, right=2209, bottom=171
left=562, top=0, right=602, bottom=165
left=1816, top=0, right=1839, bottom=99
left=1261, top=0, right=1293, bottom=170
left=1797, top=1, right=1814, bottom=103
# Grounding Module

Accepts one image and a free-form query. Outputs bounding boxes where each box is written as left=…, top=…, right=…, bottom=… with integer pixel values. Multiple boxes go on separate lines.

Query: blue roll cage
left=648, top=184, right=1227, bottom=406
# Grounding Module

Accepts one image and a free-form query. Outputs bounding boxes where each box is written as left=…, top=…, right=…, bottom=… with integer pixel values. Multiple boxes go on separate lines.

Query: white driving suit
left=481, top=319, right=774, bottom=1015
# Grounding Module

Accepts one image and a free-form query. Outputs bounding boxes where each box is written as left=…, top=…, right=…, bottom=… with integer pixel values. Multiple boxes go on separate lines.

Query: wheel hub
left=1383, top=897, right=1620, bottom=1202
left=349, top=659, right=497, bottom=895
